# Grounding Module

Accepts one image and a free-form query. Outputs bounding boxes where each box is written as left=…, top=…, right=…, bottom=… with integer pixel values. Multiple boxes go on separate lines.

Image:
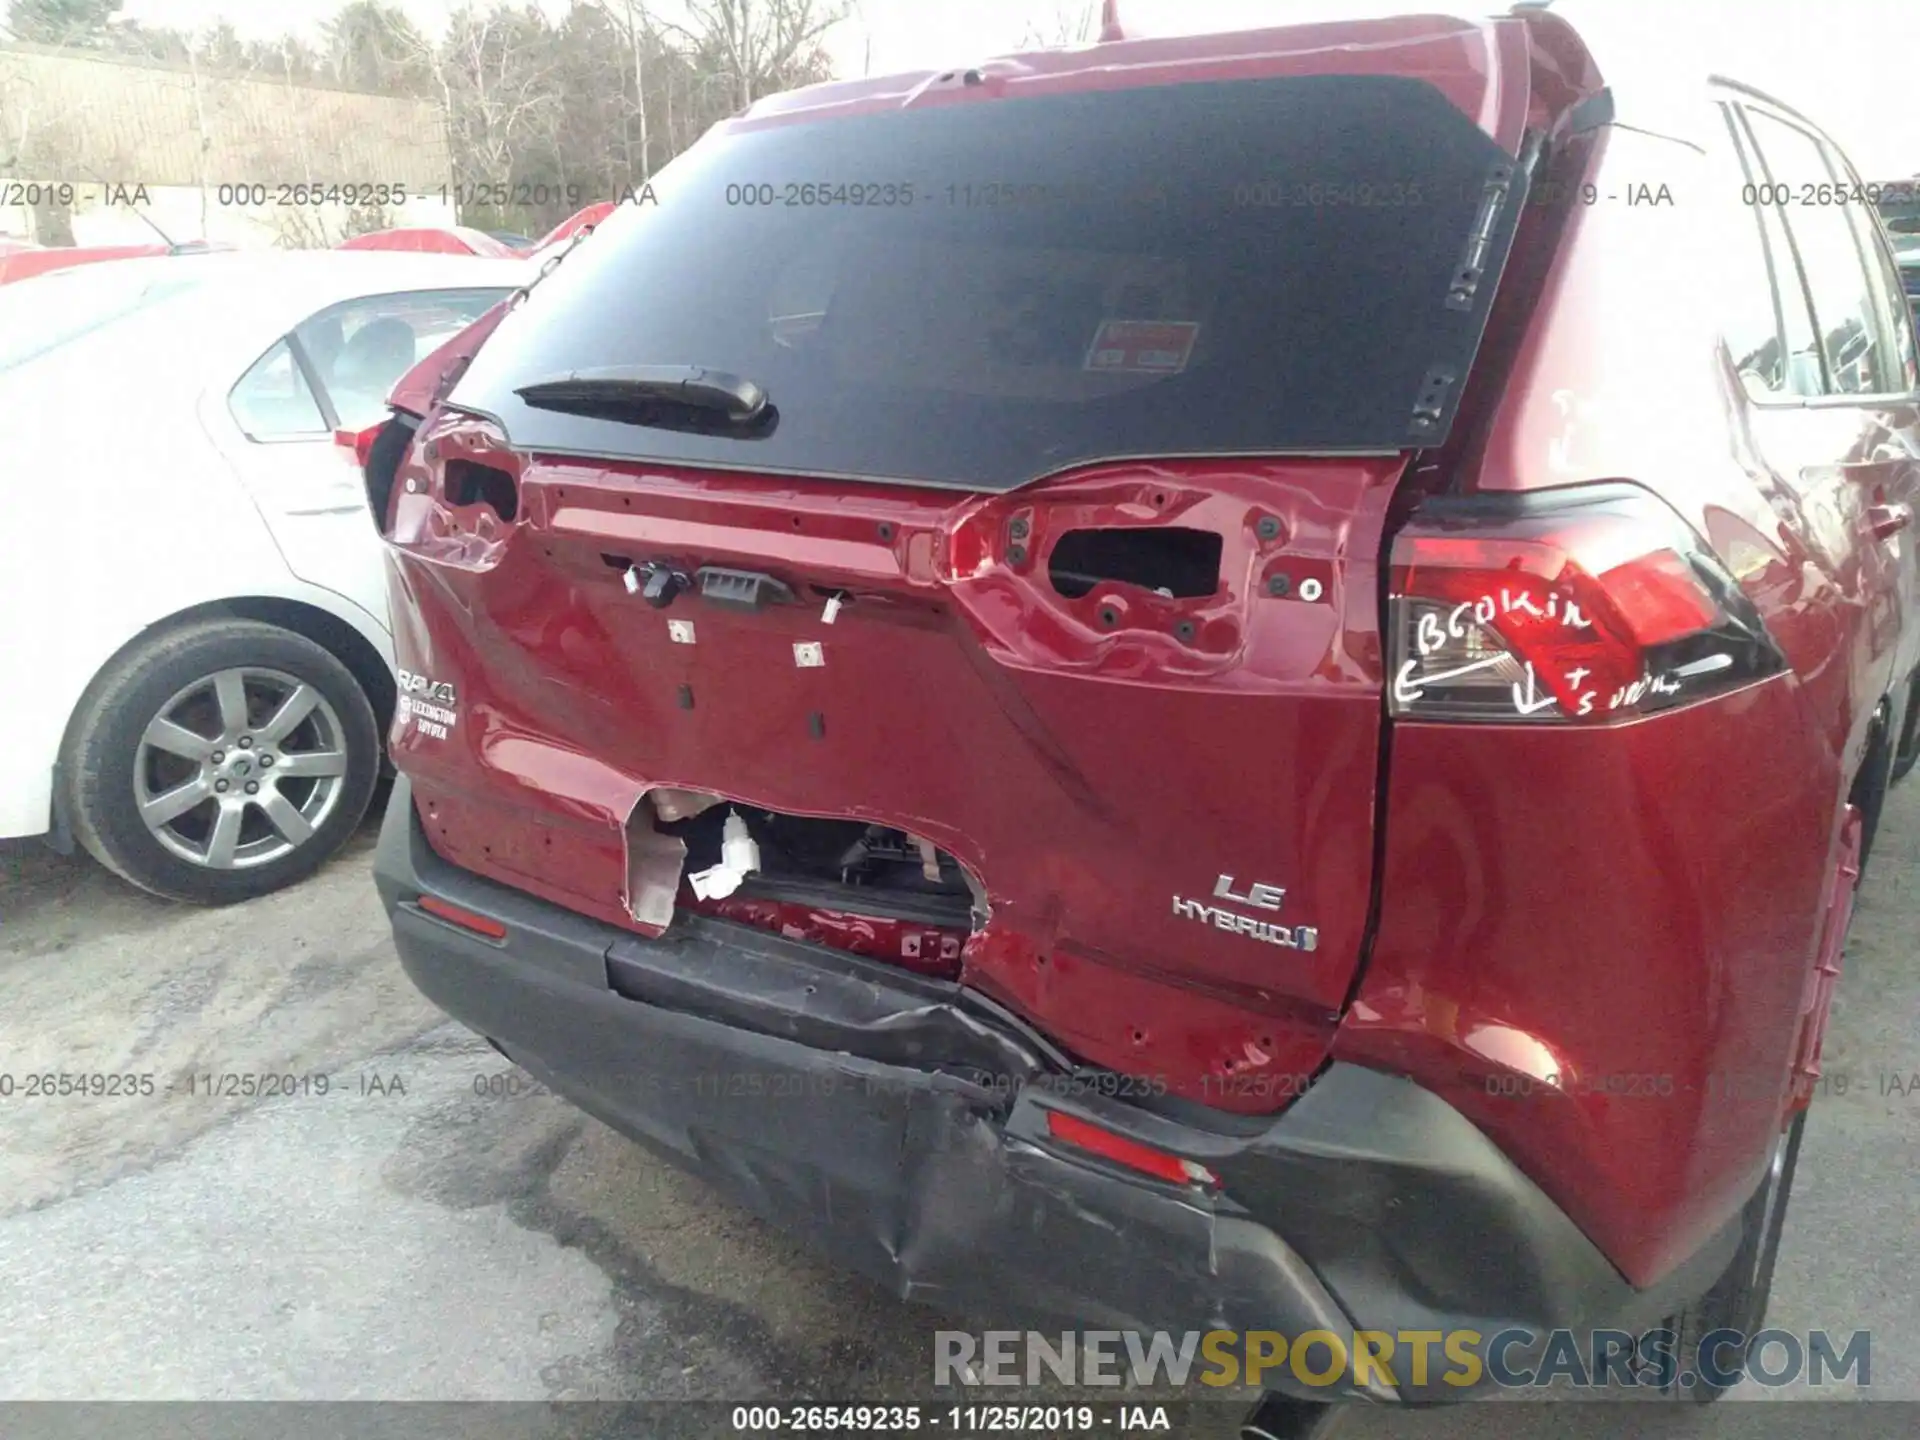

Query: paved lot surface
left=3, top=778, right=1917, bottom=1439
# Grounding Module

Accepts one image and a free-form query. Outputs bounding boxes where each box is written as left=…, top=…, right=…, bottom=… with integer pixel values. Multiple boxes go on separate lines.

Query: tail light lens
left=335, top=423, right=385, bottom=471
left=1387, top=484, right=1784, bottom=724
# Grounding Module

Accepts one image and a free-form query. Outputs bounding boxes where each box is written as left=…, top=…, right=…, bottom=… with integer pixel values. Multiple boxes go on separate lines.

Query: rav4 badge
left=396, top=668, right=456, bottom=706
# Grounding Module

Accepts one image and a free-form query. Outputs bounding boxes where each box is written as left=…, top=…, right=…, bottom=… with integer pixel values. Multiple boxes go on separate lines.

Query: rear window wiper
left=514, top=365, right=771, bottom=430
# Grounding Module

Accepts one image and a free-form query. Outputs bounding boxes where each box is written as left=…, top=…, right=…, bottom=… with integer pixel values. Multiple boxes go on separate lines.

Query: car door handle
left=1867, top=502, right=1912, bottom=541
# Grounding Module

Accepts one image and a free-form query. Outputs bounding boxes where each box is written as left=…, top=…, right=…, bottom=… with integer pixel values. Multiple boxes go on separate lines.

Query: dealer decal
left=396, top=668, right=458, bottom=741
left=1084, top=319, right=1200, bottom=376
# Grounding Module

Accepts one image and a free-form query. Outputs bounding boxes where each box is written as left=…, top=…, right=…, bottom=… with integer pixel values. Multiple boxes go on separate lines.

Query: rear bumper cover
left=375, top=776, right=1733, bottom=1403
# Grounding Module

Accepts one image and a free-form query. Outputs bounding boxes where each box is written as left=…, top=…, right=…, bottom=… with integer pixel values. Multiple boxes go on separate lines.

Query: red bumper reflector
left=1044, top=1109, right=1218, bottom=1187
left=416, top=895, right=508, bottom=940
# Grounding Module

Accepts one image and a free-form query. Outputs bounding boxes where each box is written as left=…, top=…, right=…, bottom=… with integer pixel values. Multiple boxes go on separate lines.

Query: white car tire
left=61, top=617, right=381, bottom=903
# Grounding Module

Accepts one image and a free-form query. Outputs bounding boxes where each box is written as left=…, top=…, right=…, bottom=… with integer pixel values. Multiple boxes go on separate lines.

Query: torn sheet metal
left=649, top=788, right=725, bottom=824
left=686, top=895, right=970, bottom=979
left=623, top=797, right=688, bottom=929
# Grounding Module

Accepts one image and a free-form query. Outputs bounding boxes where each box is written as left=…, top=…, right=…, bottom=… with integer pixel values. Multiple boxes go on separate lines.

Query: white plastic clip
left=623, top=565, right=641, bottom=595
left=688, top=811, right=761, bottom=900
left=822, top=593, right=844, bottom=625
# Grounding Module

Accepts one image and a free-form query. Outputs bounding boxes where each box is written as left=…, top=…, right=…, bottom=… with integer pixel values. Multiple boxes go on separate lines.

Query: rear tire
left=1853, top=703, right=1896, bottom=876
left=1653, top=1108, right=1807, bottom=1401
left=61, top=618, right=381, bottom=904
left=1892, top=672, right=1920, bottom=784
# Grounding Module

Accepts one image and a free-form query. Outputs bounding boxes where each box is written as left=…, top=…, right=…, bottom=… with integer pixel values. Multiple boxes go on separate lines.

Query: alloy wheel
left=132, top=666, right=350, bottom=870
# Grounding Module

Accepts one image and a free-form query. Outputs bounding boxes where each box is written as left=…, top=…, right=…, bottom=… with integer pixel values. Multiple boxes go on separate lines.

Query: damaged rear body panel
left=365, top=1, right=1887, bottom=1385
left=378, top=18, right=1543, bottom=1108
left=364, top=7, right=1748, bottom=1384
left=376, top=779, right=1736, bottom=1402
left=384, top=443, right=1406, bottom=1107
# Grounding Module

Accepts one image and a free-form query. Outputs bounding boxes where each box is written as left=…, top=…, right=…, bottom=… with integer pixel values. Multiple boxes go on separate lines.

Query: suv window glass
left=450, top=75, right=1527, bottom=490
left=229, top=339, right=327, bottom=439
left=1715, top=106, right=1808, bottom=401
left=296, top=287, right=507, bottom=431
left=0, top=266, right=206, bottom=374
left=1898, top=237, right=1920, bottom=331
left=1822, top=141, right=1920, bottom=394
left=1745, top=110, right=1896, bottom=396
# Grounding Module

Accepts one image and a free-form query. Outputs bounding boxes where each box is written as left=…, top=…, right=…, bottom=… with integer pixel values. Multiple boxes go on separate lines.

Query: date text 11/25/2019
left=0, top=1071, right=409, bottom=1099
left=729, top=1404, right=1174, bottom=1432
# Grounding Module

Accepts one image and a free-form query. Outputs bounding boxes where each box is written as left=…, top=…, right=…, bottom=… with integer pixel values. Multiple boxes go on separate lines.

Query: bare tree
left=322, top=1, right=432, bottom=93
left=432, top=6, right=565, bottom=198
left=5, top=0, right=869, bottom=246
left=182, top=40, right=213, bottom=238
left=255, top=36, right=355, bottom=245
left=589, top=0, right=655, bottom=181
left=1021, top=0, right=1100, bottom=48
left=0, top=50, right=41, bottom=174
left=3, top=0, right=124, bottom=48
left=1, top=58, right=59, bottom=239
left=663, top=0, right=848, bottom=111
left=0, top=44, right=96, bottom=241
left=2, top=0, right=128, bottom=243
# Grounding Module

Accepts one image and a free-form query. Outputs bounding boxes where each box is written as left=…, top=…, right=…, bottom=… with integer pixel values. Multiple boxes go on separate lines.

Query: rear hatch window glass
left=450, top=74, right=1526, bottom=491
left=0, top=265, right=207, bottom=374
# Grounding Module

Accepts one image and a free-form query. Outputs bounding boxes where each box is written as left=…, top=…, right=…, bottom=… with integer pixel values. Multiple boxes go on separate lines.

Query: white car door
left=203, top=286, right=510, bottom=629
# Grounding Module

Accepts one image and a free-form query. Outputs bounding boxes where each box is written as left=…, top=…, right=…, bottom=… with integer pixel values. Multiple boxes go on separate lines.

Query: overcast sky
left=113, top=0, right=1920, bottom=176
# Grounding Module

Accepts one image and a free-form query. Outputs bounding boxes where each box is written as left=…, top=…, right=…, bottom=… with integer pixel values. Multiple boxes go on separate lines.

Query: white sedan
left=0, top=250, right=528, bottom=902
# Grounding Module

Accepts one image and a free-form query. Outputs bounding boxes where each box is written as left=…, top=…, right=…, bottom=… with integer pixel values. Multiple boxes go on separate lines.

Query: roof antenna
left=78, top=163, right=182, bottom=251
left=1099, top=0, right=1126, bottom=42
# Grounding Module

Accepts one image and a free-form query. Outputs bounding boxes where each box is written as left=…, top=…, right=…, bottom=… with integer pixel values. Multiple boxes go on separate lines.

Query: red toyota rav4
left=367, top=7, right=1920, bottom=1406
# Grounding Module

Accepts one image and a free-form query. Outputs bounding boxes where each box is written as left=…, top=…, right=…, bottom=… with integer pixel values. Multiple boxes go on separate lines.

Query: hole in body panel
left=444, top=460, right=519, bottom=521
left=1048, top=526, right=1222, bottom=600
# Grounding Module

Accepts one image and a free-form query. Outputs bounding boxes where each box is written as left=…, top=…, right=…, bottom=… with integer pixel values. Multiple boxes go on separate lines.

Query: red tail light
left=1387, top=484, right=1784, bottom=724
left=335, top=423, right=385, bottom=472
